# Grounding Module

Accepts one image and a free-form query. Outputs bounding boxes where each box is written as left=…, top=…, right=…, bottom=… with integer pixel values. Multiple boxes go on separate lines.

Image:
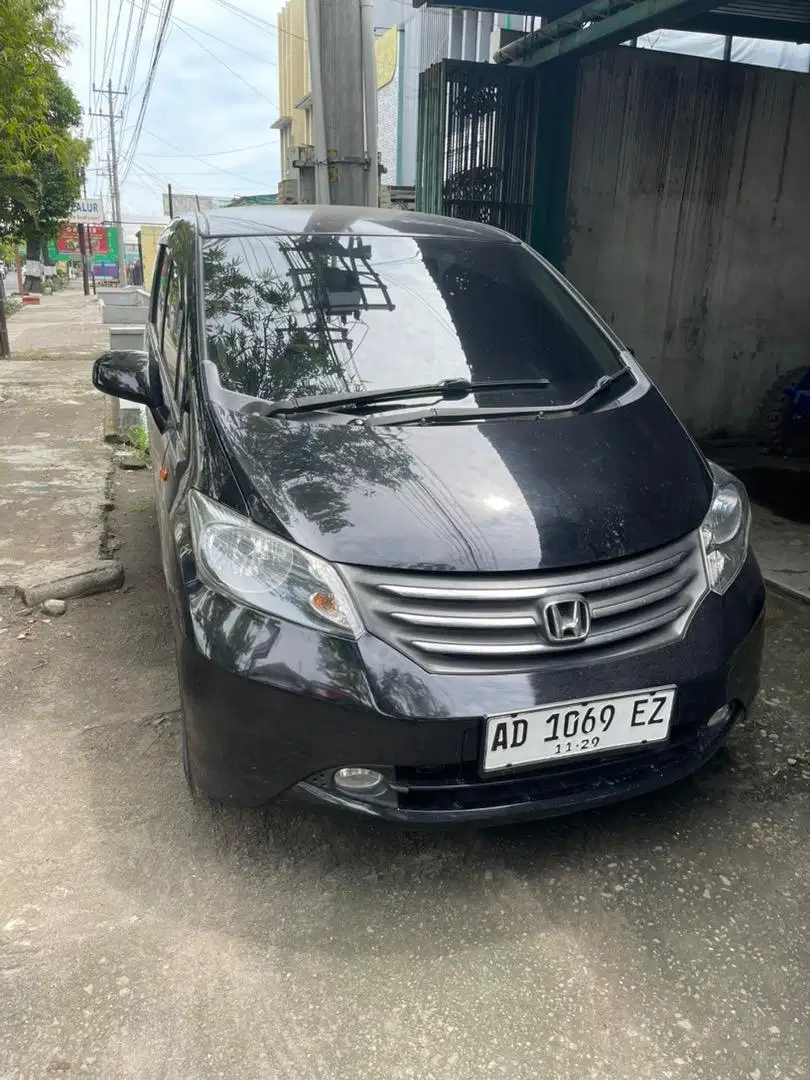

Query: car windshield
left=201, top=232, right=623, bottom=410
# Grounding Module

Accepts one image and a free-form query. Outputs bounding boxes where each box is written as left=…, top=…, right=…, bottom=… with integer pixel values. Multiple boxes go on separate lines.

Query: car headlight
left=699, top=463, right=751, bottom=595
left=188, top=490, right=364, bottom=638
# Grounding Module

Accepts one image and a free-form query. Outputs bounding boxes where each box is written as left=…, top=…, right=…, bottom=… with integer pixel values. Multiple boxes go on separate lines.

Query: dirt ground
left=1, top=464, right=809, bottom=1080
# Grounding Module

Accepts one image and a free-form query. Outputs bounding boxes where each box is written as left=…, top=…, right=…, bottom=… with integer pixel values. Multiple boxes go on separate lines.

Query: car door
left=148, top=241, right=191, bottom=602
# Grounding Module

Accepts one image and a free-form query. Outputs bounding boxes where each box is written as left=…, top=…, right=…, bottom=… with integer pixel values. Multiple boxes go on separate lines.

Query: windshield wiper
left=564, top=367, right=634, bottom=412
left=368, top=368, right=635, bottom=427
left=255, top=377, right=551, bottom=417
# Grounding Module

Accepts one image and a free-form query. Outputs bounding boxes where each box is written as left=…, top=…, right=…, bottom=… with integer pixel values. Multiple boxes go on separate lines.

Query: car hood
left=210, top=391, right=712, bottom=573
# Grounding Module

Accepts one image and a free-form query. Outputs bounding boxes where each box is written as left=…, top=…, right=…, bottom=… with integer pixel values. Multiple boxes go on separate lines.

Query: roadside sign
left=68, top=199, right=103, bottom=224
left=48, top=225, right=116, bottom=263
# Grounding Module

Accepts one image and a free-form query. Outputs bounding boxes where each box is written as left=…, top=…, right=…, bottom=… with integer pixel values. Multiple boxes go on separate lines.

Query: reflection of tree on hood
left=202, top=241, right=356, bottom=403
left=214, top=404, right=419, bottom=537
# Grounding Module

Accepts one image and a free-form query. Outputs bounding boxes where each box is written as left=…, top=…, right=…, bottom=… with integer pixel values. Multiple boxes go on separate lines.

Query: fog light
left=333, top=767, right=386, bottom=794
left=707, top=704, right=732, bottom=729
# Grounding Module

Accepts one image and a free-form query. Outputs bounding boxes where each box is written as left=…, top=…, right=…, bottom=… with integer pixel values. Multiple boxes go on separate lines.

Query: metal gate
left=416, top=60, right=541, bottom=241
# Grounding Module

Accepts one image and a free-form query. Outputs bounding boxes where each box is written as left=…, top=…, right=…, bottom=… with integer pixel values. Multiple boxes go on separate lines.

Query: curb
left=103, top=395, right=120, bottom=442
left=22, top=559, right=124, bottom=607
left=764, top=574, right=810, bottom=606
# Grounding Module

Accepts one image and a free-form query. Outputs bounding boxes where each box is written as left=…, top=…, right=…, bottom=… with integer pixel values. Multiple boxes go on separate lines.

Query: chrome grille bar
left=341, top=532, right=708, bottom=674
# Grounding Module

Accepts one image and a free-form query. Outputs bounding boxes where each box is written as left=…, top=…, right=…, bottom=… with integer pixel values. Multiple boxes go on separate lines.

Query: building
left=274, top=0, right=511, bottom=198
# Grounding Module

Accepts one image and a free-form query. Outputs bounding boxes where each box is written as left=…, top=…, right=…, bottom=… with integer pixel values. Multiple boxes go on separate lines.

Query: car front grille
left=341, top=532, right=708, bottom=674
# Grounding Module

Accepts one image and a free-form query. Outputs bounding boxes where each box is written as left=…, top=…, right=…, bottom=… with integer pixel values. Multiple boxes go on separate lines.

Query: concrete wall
left=562, top=47, right=810, bottom=436
left=400, top=6, right=452, bottom=187
left=378, top=31, right=400, bottom=182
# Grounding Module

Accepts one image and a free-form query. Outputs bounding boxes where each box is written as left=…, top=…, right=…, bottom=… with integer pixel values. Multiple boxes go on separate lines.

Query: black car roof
left=185, top=204, right=520, bottom=243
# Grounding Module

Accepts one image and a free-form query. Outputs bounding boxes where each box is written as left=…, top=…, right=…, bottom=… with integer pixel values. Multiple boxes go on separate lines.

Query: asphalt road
left=1, top=467, right=808, bottom=1080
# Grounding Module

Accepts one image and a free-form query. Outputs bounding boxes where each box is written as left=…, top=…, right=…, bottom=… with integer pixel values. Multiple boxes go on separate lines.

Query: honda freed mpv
left=92, top=206, right=765, bottom=824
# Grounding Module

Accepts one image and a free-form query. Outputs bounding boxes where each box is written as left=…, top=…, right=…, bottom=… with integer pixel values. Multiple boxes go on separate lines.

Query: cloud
left=61, top=0, right=284, bottom=220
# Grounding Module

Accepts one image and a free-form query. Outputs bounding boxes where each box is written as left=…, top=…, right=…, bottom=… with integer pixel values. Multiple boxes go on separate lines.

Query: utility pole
left=82, top=174, right=97, bottom=295
left=0, top=272, right=10, bottom=359
left=77, top=224, right=90, bottom=296
left=85, top=221, right=97, bottom=295
left=310, top=0, right=377, bottom=206
left=90, top=81, right=127, bottom=286
left=167, top=183, right=174, bottom=217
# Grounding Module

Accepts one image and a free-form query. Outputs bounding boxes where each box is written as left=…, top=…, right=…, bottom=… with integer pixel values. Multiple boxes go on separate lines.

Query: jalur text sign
left=68, top=199, right=103, bottom=224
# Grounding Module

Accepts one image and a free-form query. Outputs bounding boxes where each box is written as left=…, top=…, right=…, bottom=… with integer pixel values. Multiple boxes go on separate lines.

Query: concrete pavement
left=0, top=286, right=114, bottom=597
left=1, top=466, right=809, bottom=1080
left=751, top=503, right=810, bottom=606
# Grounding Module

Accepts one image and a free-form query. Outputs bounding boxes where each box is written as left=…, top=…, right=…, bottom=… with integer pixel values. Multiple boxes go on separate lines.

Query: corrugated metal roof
left=419, top=0, right=810, bottom=56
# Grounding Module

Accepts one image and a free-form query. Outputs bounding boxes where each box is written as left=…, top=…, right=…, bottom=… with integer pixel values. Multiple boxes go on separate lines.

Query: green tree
left=202, top=240, right=351, bottom=402
left=0, top=0, right=89, bottom=276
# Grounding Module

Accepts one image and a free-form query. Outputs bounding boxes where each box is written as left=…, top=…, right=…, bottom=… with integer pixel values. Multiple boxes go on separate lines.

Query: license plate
left=483, top=687, right=676, bottom=773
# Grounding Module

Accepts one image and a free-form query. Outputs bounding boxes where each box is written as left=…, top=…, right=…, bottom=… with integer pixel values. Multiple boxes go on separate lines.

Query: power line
left=116, top=0, right=138, bottom=88
left=88, top=0, right=95, bottom=112
left=139, top=140, right=276, bottom=159
left=166, top=19, right=279, bottom=109
left=123, top=0, right=277, bottom=65
left=171, top=12, right=276, bottom=64
left=113, top=0, right=280, bottom=185
left=101, top=0, right=113, bottom=83
left=120, top=0, right=175, bottom=181
left=209, top=0, right=307, bottom=42
left=139, top=127, right=274, bottom=186
left=123, top=0, right=150, bottom=95
left=100, top=0, right=125, bottom=89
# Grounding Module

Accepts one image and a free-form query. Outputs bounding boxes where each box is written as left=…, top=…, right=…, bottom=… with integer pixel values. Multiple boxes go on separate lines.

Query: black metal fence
left=416, top=60, right=541, bottom=241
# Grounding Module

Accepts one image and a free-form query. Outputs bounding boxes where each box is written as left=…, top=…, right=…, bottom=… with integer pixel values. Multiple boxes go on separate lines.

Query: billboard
left=48, top=226, right=118, bottom=264
left=52, top=224, right=110, bottom=257
left=162, top=193, right=232, bottom=215
left=68, top=198, right=103, bottom=223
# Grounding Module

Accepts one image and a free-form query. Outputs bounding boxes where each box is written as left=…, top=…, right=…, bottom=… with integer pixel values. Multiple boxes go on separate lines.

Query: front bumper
left=177, top=551, right=765, bottom=825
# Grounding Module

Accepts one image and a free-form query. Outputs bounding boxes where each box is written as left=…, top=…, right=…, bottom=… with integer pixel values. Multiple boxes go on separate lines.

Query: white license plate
left=483, top=687, right=676, bottom=773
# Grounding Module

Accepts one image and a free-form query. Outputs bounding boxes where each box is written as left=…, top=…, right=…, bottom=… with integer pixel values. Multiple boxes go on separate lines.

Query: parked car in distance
left=92, top=206, right=765, bottom=825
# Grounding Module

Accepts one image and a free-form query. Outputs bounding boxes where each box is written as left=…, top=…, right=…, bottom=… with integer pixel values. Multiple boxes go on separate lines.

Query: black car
left=92, top=206, right=764, bottom=825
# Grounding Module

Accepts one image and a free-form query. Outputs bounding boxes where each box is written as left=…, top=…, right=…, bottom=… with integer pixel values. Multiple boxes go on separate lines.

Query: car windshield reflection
left=201, top=232, right=622, bottom=411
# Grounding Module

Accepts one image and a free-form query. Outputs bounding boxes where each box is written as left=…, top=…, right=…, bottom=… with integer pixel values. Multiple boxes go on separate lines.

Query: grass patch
left=3, top=296, right=21, bottom=318
left=125, top=421, right=150, bottom=457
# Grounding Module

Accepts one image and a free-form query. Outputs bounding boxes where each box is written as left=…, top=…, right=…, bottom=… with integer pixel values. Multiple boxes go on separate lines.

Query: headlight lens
left=188, top=490, right=364, bottom=638
left=699, top=464, right=751, bottom=595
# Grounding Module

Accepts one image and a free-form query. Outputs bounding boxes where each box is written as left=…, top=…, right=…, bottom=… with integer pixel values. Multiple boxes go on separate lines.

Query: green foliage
left=126, top=422, right=150, bottom=458
left=202, top=241, right=349, bottom=403
left=0, top=0, right=89, bottom=242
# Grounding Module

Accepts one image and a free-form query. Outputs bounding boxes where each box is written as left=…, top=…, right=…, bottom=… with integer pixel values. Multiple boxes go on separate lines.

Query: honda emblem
left=540, top=595, right=591, bottom=644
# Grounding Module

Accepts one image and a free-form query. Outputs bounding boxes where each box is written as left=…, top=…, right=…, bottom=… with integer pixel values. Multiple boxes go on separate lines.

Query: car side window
left=153, top=248, right=170, bottom=338
left=162, top=260, right=183, bottom=391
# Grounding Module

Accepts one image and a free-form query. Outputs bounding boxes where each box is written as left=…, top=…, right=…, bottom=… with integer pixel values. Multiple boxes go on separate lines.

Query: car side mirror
left=92, top=350, right=162, bottom=410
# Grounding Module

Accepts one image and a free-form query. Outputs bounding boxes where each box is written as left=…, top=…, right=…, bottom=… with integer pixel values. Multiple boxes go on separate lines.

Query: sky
left=61, top=0, right=286, bottom=225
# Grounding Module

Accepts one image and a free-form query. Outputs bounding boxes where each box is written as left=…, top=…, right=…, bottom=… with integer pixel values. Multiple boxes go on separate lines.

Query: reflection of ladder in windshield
left=277, top=236, right=394, bottom=351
